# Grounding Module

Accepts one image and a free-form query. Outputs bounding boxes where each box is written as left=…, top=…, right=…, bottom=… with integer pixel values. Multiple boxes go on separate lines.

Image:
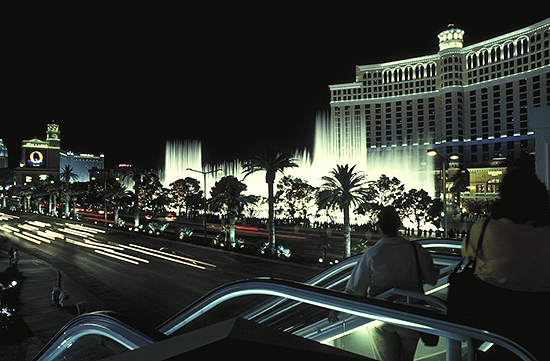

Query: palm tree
left=209, top=175, right=256, bottom=248
left=317, top=164, right=371, bottom=258
left=60, top=165, right=79, bottom=218
left=120, top=166, right=155, bottom=228
left=103, top=178, right=129, bottom=226
left=242, top=148, right=298, bottom=256
left=0, top=168, right=14, bottom=209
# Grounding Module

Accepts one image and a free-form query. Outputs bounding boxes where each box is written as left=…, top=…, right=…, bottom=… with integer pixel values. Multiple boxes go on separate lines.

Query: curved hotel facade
left=329, top=17, right=550, bottom=173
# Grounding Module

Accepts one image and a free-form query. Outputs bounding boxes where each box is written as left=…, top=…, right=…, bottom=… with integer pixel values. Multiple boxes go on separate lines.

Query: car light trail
left=0, top=213, right=19, bottom=220
left=14, top=232, right=41, bottom=245
left=18, top=224, right=39, bottom=231
left=36, top=231, right=58, bottom=241
left=27, top=220, right=51, bottom=227
left=1, top=225, right=19, bottom=232
left=65, top=239, right=148, bottom=264
left=43, top=230, right=66, bottom=239
left=124, top=244, right=207, bottom=269
left=94, top=250, right=139, bottom=265
left=22, top=231, right=52, bottom=244
left=159, top=249, right=216, bottom=268
left=58, top=228, right=96, bottom=238
left=0, top=225, right=14, bottom=233
left=65, top=223, right=105, bottom=234
left=100, top=248, right=149, bottom=263
left=129, top=244, right=216, bottom=268
left=83, top=239, right=124, bottom=251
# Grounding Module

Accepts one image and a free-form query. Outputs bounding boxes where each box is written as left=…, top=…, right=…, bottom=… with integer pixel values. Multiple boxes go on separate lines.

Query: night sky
left=3, top=2, right=549, bottom=169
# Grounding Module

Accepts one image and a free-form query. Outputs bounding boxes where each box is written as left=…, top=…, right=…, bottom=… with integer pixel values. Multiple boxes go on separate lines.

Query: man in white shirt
left=329, top=206, right=439, bottom=361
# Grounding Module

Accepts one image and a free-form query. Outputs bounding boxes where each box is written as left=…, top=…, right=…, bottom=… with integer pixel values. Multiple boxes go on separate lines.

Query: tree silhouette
left=317, top=164, right=371, bottom=258
left=242, top=148, right=298, bottom=256
left=60, top=165, right=79, bottom=218
left=209, top=175, right=256, bottom=248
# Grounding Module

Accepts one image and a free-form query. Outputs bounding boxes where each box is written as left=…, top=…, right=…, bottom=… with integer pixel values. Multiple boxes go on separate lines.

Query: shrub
left=147, top=222, right=168, bottom=235
left=177, top=226, right=194, bottom=240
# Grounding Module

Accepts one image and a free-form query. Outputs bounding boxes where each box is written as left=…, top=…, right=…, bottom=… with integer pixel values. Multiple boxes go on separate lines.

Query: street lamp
left=427, top=149, right=459, bottom=238
left=187, top=167, right=223, bottom=243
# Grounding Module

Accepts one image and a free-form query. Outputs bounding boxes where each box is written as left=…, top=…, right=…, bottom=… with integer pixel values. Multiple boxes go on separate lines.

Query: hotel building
left=60, top=151, right=105, bottom=182
left=14, top=123, right=61, bottom=186
left=328, top=17, right=550, bottom=186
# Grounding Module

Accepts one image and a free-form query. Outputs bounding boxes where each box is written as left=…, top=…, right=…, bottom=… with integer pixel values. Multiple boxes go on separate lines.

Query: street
left=0, top=211, right=321, bottom=329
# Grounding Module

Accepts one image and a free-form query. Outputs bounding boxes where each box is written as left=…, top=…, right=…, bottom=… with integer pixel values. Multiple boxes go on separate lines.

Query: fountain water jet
left=162, top=113, right=434, bottom=200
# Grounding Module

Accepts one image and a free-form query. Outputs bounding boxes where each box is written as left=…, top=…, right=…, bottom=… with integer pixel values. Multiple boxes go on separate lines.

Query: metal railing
left=157, top=278, right=537, bottom=361
left=32, top=311, right=164, bottom=361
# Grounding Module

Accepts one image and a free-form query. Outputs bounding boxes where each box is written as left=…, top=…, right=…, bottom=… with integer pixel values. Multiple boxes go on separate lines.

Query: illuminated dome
left=438, top=25, right=465, bottom=51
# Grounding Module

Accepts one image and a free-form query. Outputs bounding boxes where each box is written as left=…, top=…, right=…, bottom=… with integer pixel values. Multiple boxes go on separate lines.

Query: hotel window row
left=329, top=17, right=550, bottom=168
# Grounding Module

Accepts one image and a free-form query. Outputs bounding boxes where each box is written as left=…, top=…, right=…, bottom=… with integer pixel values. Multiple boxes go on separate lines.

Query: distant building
left=0, top=139, right=8, bottom=168
left=328, top=17, right=550, bottom=172
left=14, top=123, right=61, bottom=186
left=89, top=167, right=119, bottom=183
left=462, top=158, right=511, bottom=202
left=60, top=151, right=105, bottom=182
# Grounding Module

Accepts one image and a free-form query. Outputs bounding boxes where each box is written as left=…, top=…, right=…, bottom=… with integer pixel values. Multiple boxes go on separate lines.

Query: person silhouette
left=329, top=206, right=438, bottom=361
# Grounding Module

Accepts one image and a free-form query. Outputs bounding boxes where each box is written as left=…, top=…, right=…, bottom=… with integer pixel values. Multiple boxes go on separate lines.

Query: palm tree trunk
left=229, top=212, right=236, bottom=248
left=133, top=181, right=140, bottom=228
left=134, top=201, right=140, bottom=227
left=267, top=179, right=276, bottom=256
left=64, top=183, right=69, bottom=218
left=343, top=206, right=351, bottom=258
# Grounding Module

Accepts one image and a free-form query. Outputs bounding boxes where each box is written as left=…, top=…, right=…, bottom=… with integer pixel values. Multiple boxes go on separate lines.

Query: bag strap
left=411, top=242, right=424, bottom=293
left=471, top=218, right=490, bottom=270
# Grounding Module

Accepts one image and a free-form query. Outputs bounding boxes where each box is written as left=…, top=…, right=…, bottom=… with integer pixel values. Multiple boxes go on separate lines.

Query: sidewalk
left=0, top=251, right=103, bottom=361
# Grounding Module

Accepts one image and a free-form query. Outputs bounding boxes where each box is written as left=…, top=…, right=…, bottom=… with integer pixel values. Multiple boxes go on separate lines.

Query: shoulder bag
left=446, top=218, right=490, bottom=323
left=411, top=242, right=440, bottom=347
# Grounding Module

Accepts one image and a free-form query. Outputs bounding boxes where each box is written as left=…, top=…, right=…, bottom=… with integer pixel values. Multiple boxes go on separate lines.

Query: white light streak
left=130, top=244, right=216, bottom=268
left=101, top=248, right=149, bottom=263
left=22, top=231, right=51, bottom=244
left=65, top=223, right=105, bottom=234
left=131, top=244, right=216, bottom=268
left=18, top=224, right=39, bottom=231
left=44, top=230, right=65, bottom=239
left=28, top=220, right=51, bottom=227
left=0, top=225, right=13, bottom=233
left=58, top=228, right=96, bottom=238
left=94, top=250, right=139, bottom=265
left=84, top=239, right=124, bottom=251
left=2, top=225, right=19, bottom=232
left=36, top=231, right=58, bottom=240
left=125, top=244, right=206, bottom=269
left=0, top=213, right=19, bottom=220
left=14, top=232, right=41, bottom=244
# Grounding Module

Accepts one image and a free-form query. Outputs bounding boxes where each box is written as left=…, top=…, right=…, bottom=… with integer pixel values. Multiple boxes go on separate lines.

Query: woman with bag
left=458, top=167, right=550, bottom=360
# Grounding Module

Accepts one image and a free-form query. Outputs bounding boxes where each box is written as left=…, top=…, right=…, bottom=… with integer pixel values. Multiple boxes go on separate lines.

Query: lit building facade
left=328, top=17, right=550, bottom=169
left=60, top=151, right=105, bottom=182
left=14, top=123, right=61, bottom=185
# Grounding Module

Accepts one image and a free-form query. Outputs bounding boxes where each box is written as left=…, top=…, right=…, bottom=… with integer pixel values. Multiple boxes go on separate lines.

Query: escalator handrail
left=374, top=288, right=448, bottom=313
left=155, top=277, right=536, bottom=361
left=32, top=311, right=162, bottom=361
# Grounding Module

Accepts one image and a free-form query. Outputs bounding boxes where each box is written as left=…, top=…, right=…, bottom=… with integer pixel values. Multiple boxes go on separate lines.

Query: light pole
left=427, top=149, right=458, bottom=238
left=187, top=168, right=223, bottom=243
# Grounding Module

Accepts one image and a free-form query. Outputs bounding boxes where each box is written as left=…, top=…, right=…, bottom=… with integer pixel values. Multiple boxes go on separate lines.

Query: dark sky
left=3, top=2, right=549, bottom=169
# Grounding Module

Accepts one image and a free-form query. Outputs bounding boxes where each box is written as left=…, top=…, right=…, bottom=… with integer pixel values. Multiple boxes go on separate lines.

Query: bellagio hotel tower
left=328, top=17, right=550, bottom=167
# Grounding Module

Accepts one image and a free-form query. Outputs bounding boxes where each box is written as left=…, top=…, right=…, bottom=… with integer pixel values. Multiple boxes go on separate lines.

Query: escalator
left=32, top=241, right=538, bottom=361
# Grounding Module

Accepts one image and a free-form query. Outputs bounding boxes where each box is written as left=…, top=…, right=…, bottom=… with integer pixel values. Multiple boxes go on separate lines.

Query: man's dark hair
left=377, top=206, right=401, bottom=236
